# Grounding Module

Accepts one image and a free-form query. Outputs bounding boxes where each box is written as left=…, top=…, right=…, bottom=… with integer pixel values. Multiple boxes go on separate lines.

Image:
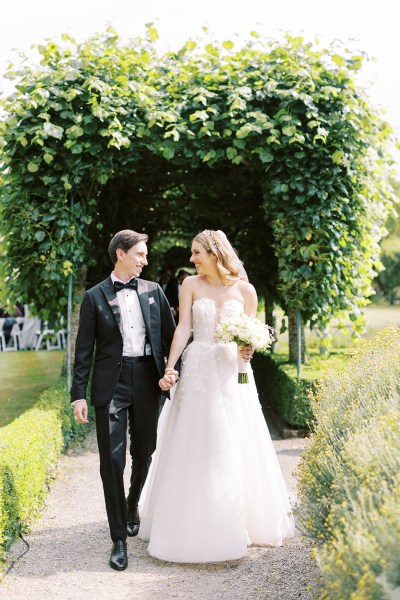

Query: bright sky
left=1, top=0, right=399, bottom=139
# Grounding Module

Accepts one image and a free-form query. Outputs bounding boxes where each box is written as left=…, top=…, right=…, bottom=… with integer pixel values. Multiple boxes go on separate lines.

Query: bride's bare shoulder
left=236, top=280, right=256, bottom=296
left=182, top=275, right=200, bottom=286
left=181, top=274, right=201, bottom=292
left=181, top=275, right=208, bottom=301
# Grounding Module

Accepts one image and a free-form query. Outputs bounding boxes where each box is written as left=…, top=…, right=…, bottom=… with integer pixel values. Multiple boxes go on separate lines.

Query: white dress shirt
left=111, top=273, right=148, bottom=357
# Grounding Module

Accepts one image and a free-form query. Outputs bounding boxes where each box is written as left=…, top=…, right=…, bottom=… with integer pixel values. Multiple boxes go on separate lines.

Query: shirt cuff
left=71, top=399, right=87, bottom=405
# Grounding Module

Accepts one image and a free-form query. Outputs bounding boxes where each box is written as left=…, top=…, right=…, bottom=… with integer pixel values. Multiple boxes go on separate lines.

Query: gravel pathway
left=0, top=423, right=321, bottom=600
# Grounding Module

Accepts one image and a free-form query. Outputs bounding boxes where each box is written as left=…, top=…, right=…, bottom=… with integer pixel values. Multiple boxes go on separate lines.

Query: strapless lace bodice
left=192, top=297, right=244, bottom=344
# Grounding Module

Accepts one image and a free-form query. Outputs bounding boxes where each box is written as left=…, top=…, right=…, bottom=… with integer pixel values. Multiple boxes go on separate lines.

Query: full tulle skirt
left=138, top=338, right=295, bottom=563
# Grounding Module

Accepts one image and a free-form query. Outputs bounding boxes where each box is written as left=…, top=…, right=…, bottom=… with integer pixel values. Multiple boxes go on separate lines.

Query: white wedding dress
left=138, top=298, right=295, bottom=563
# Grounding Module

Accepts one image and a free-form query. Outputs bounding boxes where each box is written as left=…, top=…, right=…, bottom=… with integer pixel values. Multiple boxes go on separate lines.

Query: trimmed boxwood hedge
left=252, top=350, right=349, bottom=428
left=0, top=380, right=92, bottom=556
left=252, top=353, right=315, bottom=428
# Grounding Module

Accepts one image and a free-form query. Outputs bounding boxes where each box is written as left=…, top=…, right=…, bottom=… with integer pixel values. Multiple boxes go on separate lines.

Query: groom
left=71, top=230, right=178, bottom=571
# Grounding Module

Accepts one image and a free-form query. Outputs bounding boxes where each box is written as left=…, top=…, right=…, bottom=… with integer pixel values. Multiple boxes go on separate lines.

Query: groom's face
left=118, top=241, right=148, bottom=278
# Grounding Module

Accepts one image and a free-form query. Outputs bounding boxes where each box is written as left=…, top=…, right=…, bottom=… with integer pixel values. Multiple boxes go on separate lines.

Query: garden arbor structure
left=0, top=28, right=396, bottom=364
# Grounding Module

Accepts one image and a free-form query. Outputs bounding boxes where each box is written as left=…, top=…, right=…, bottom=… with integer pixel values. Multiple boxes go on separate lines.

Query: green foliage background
left=0, top=26, right=396, bottom=329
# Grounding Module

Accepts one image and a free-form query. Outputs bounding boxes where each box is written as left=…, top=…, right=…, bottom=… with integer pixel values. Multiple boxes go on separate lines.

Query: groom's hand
left=73, top=400, right=89, bottom=424
left=159, top=377, right=173, bottom=391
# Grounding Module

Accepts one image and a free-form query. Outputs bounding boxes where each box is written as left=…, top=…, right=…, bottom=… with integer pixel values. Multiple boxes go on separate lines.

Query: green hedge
left=296, top=326, right=400, bottom=600
left=252, top=352, right=316, bottom=427
left=253, top=350, right=349, bottom=428
left=0, top=380, right=92, bottom=555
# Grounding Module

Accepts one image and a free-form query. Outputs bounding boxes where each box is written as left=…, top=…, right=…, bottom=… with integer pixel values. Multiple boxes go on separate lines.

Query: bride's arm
left=243, top=282, right=258, bottom=316
left=159, top=278, right=194, bottom=388
left=241, top=282, right=258, bottom=361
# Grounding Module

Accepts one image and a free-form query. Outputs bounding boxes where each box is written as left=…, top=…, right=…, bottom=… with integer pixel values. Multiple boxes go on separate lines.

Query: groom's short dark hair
left=108, top=230, right=149, bottom=264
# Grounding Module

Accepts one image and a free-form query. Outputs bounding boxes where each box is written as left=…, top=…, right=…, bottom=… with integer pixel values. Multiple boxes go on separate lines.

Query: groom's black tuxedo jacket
left=70, top=276, right=176, bottom=406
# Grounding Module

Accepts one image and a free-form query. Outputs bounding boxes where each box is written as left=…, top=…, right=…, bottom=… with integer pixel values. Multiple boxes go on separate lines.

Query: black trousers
left=95, top=356, right=160, bottom=542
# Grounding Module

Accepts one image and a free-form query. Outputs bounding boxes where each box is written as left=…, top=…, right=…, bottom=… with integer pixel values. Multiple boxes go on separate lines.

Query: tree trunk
left=61, top=265, right=88, bottom=376
left=288, top=308, right=308, bottom=364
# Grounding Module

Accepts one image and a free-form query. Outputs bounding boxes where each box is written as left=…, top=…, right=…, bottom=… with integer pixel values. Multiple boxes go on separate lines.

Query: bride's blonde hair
left=192, top=230, right=248, bottom=284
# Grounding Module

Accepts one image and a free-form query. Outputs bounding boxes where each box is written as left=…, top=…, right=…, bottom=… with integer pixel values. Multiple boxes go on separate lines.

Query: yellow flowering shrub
left=296, top=325, right=400, bottom=599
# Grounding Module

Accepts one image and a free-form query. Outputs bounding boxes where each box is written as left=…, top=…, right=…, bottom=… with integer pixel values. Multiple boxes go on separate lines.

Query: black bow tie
left=114, top=279, right=138, bottom=293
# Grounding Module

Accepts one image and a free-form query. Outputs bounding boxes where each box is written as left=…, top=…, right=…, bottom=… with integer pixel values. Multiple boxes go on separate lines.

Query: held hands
left=74, top=400, right=89, bottom=424
left=239, top=345, right=254, bottom=362
left=159, top=368, right=179, bottom=392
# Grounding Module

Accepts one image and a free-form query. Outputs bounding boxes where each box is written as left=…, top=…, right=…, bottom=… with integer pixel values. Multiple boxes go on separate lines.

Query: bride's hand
left=239, top=345, right=254, bottom=362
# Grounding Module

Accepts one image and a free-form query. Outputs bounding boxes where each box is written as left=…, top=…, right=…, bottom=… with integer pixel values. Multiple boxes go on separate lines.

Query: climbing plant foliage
left=0, top=26, right=396, bottom=327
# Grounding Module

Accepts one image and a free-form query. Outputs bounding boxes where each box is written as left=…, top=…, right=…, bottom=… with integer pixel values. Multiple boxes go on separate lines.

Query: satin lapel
left=136, top=279, right=151, bottom=337
left=100, top=277, right=123, bottom=336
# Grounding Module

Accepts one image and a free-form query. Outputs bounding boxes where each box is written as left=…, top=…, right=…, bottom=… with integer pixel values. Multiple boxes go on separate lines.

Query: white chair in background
left=35, top=322, right=62, bottom=351
left=0, top=318, right=6, bottom=351
left=57, top=329, right=67, bottom=348
left=10, top=322, right=22, bottom=350
left=0, top=318, right=21, bottom=351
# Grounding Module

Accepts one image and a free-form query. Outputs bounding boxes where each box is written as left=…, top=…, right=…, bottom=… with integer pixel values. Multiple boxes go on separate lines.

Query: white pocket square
left=149, top=297, right=155, bottom=305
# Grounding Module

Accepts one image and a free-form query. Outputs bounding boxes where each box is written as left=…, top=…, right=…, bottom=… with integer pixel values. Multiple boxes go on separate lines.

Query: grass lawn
left=363, top=304, right=400, bottom=328
left=272, top=304, right=400, bottom=348
left=0, top=350, right=64, bottom=427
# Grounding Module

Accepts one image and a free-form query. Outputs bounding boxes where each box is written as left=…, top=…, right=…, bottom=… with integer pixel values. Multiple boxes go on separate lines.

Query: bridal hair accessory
left=215, top=313, right=274, bottom=383
left=205, top=230, right=220, bottom=255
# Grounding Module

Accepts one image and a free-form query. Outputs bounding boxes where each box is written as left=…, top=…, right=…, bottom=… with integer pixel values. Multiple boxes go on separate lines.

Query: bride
left=138, top=229, right=295, bottom=562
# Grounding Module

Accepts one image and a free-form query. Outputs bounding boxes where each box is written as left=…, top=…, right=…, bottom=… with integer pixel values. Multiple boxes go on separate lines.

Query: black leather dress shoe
left=109, top=539, right=128, bottom=571
left=127, top=521, right=140, bottom=537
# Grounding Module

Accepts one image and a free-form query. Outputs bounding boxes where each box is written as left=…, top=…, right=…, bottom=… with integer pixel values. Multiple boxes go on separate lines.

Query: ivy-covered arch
left=0, top=27, right=396, bottom=338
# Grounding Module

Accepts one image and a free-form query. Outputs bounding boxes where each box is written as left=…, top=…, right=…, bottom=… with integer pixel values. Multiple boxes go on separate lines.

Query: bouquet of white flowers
left=215, top=313, right=274, bottom=383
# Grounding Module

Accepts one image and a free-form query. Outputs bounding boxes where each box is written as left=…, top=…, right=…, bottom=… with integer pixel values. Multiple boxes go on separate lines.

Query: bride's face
left=190, top=242, right=215, bottom=275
